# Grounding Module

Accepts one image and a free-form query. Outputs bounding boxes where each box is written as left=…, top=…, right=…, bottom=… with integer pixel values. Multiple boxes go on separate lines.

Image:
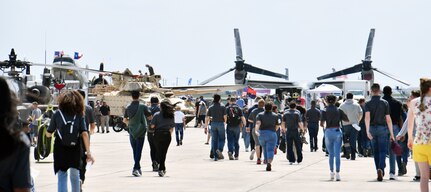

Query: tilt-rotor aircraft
left=167, top=28, right=293, bottom=95
left=317, top=28, right=410, bottom=87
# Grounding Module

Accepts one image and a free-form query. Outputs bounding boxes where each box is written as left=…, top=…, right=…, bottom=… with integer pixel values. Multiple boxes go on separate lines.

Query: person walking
left=94, top=100, right=102, bottom=133
left=248, top=99, right=265, bottom=164
left=77, top=90, right=96, bottom=189
left=99, top=101, right=110, bottom=133
left=123, top=91, right=152, bottom=177
left=242, top=106, right=251, bottom=152
left=358, top=98, right=372, bottom=157
left=174, top=106, right=186, bottom=146
left=28, top=101, right=42, bottom=146
left=282, top=102, right=305, bottom=165
left=148, top=97, right=161, bottom=171
left=365, top=83, right=395, bottom=182
left=382, top=86, right=405, bottom=179
left=306, top=100, right=321, bottom=152
left=339, top=93, right=363, bottom=160
left=47, top=90, right=94, bottom=192
left=0, top=77, right=32, bottom=192
left=397, top=90, right=422, bottom=181
left=255, top=103, right=281, bottom=171
left=408, top=78, right=431, bottom=192
left=205, top=94, right=227, bottom=161
left=225, top=98, right=246, bottom=160
left=197, top=101, right=207, bottom=128
left=150, top=100, right=176, bottom=177
left=321, top=95, right=349, bottom=181
left=272, top=105, right=282, bottom=155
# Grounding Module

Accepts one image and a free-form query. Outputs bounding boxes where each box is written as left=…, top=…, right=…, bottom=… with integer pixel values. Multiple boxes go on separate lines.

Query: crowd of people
left=2, top=74, right=431, bottom=191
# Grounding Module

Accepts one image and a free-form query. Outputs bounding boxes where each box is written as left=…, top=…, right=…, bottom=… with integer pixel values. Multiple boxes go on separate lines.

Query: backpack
left=128, top=104, right=148, bottom=139
left=57, top=110, right=80, bottom=147
left=227, top=106, right=242, bottom=126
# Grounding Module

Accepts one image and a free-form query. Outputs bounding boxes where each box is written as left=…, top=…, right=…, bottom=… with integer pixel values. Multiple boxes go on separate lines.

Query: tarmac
left=32, top=125, right=423, bottom=192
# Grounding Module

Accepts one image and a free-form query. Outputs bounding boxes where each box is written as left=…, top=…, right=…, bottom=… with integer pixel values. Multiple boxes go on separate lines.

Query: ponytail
left=419, top=78, right=431, bottom=112
left=419, top=94, right=427, bottom=112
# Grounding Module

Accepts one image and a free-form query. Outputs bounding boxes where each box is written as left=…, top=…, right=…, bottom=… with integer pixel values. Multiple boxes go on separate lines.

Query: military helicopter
left=317, top=28, right=410, bottom=87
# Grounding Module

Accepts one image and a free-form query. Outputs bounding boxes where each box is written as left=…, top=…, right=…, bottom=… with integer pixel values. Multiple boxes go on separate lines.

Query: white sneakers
left=330, top=172, right=341, bottom=181
left=249, top=150, right=255, bottom=160
left=389, top=173, right=396, bottom=180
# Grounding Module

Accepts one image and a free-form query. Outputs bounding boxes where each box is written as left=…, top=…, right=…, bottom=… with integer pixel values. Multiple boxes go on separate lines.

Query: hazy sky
left=1, top=0, right=429, bottom=88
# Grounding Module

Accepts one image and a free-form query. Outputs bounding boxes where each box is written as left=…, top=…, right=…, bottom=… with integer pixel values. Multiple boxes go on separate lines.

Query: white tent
left=307, top=84, right=342, bottom=94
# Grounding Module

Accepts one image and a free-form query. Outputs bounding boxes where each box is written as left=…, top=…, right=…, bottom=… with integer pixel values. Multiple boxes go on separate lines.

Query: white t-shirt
left=174, top=111, right=185, bottom=124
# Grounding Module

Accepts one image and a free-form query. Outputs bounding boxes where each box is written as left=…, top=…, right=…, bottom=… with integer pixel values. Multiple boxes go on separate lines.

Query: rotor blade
left=373, top=68, right=410, bottom=86
left=317, top=64, right=363, bottom=80
left=234, top=28, right=243, bottom=61
left=29, top=63, right=127, bottom=76
left=243, top=63, right=288, bottom=80
left=364, top=28, right=375, bottom=61
left=199, top=67, right=235, bottom=85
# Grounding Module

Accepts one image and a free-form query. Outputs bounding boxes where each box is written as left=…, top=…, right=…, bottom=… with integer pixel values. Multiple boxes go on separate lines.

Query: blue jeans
left=258, top=130, right=277, bottom=161
left=325, top=128, right=343, bottom=172
left=343, top=124, right=358, bottom=159
left=370, top=125, right=389, bottom=173
left=175, top=123, right=184, bottom=145
left=242, top=126, right=250, bottom=149
left=226, top=125, right=240, bottom=157
left=389, top=124, right=402, bottom=174
left=211, top=122, right=225, bottom=160
left=358, top=122, right=372, bottom=155
left=308, top=122, right=319, bottom=150
left=129, top=134, right=145, bottom=171
left=58, top=168, right=80, bottom=192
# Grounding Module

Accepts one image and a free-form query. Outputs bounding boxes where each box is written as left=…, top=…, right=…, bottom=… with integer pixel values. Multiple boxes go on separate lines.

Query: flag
left=54, top=51, right=60, bottom=57
left=246, top=86, right=256, bottom=99
left=188, top=78, right=192, bottom=85
left=74, top=52, right=83, bottom=60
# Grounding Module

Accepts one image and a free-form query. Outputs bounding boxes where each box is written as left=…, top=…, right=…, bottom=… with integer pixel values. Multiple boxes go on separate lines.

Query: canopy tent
left=307, top=84, right=342, bottom=94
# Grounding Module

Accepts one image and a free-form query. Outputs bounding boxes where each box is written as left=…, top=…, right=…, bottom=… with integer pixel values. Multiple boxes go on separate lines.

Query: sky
left=0, top=0, right=429, bottom=88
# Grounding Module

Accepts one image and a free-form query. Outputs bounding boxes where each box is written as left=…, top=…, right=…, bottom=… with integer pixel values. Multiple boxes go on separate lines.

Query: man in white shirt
left=174, top=106, right=186, bottom=146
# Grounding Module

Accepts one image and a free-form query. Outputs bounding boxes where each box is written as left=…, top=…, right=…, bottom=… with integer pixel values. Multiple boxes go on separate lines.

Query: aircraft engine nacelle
left=26, top=85, right=51, bottom=104
left=234, top=70, right=247, bottom=84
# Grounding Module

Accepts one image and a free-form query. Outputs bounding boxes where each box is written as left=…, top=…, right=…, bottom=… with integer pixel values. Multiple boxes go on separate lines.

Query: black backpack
left=227, top=106, right=242, bottom=126
left=57, top=110, right=80, bottom=147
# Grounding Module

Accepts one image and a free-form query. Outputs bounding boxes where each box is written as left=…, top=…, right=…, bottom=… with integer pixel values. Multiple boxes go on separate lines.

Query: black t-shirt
left=382, top=95, right=403, bottom=125
left=306, top=107, right=321, bottom=123
left=321, top=105, right=348, bottom=128
left=256, top=111, right=280, bottom=132
left=100, top=105, right=110, bottom=116
left=84, top=105, right=95, bottom=129
left=207, top=103, right=226, bottom=122
left=365, top=96, right=390, bottom=126
left=283, top=109, right=302, bottom=130
left=0, top=132, right=32, bottom=191
left=150, top=112, right=175, bottom=133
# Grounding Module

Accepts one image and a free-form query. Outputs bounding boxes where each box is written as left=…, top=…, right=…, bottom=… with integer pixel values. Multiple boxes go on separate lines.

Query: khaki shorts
left=413, top=144, right=431, bottom=165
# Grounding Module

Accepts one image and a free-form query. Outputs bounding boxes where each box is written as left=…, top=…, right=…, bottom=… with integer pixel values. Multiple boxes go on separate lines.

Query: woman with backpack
left=150, top=100, right=176, bottom=177
left=47, top=90, right=94, bottom=192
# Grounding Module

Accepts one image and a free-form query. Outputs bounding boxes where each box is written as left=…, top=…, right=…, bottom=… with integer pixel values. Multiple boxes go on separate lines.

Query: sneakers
left=245, top=148, right=249, bottom=152
left=234, top=156, right=239, bottom=160
left=228, top=152, right=234, bottom=160
left=216, top=150, right=224, bottom=160
left=257, top=158, right=262, bottom=165
left=152, top=161, right=159, bottom=172
left=389, top=173, right=396, bottom=180
left=330, top=172, right=335, bottom=181
left=377, top=169, right=383, bottom=181
left=158, top=170, right=166, bottom=177
left=266, top=163, right=272, bottom=171
left=132, top=170, right=141, bottom=177
left=289, top=162, right=293, bottom=165
left=250, top=150, right=256, bottom=160
left=180, top=140, right=183, bottom=145
left=413, top=176, right=421, bottom=181
left=335, top=172, right=341, bottom=181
